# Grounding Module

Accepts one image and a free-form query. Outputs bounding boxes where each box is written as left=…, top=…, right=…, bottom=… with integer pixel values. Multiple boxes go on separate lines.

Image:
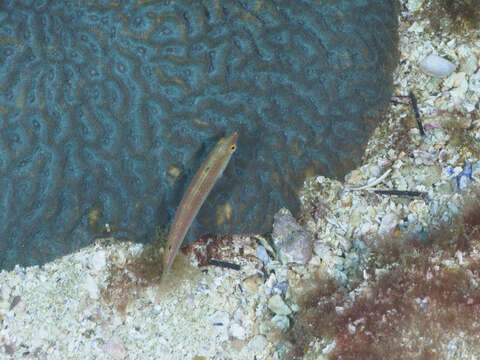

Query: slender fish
left=162, top=132, right=239, bottom=279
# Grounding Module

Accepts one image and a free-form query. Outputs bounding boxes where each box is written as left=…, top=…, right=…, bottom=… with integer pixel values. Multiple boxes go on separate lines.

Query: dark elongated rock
left=0, top=0, right=398, bottom=269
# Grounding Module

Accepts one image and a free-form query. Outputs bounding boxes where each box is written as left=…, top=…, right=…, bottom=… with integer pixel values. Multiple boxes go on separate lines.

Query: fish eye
left=230, top=144, right=236, bottom=152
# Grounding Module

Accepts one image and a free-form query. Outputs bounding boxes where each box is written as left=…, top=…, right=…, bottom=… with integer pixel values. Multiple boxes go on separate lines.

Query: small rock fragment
left=472, top=161, right=480, bottom=180
left=9, top=295, right=21, bottom=311
left=272, top=281, right=288, bottom=295
left=242, top=274, right=263, bottom=293
left=89, top=250, right=107, bottom=273
left=247, top=335, right=268, bottom=353
left=445, top=72, right=468, bottom=105
left=313, top=243, right=331, bottom=258
left=210, top=311, right=230, bottom=327
left=271, top=208, right=312, bottom=265
left=419, top=54, right=456, bottom=77
left=229, top=323, right=246, bottom=340
left=271, top=314, right=290, bottom=331
left=379, top=213, right=398, bottom=235
left=83, top=274, right=99, bottom=299
left=268, top=294, right=292, bottom=315
left=102, top=337, right=126, bottom=360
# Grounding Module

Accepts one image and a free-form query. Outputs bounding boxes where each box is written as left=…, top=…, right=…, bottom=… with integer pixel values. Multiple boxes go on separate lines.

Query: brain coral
left=0, top=0, right=398, bottom=270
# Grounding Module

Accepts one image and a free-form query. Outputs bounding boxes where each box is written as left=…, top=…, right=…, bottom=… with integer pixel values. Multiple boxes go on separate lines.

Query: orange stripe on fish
left=162, top=132, right=239, bottom=280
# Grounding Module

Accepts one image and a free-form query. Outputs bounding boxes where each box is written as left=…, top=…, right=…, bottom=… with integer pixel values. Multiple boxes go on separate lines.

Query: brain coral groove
left=0, top=0, right=398, bottom=270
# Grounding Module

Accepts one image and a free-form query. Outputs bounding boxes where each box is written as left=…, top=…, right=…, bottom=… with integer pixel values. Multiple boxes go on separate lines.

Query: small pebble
left=271, top=314, right=290, bottom=331
left=242, top=274, right=262, bottom=293
left=313, top=243, right=331, bottom=258
left=229, top=323, right=246, bottom=340
left=247, top=335, right=268, bottom=353
left=268, top=294, right=292, bottom=315
left=419, top=54, right=456, bottom=77
left=83, top=274, right=99, bottom=299
left=379, top=213, right=398, bottom=235
left=271, top=208, right=312, bottom=265
left=89, top=250, right=107, bottom=272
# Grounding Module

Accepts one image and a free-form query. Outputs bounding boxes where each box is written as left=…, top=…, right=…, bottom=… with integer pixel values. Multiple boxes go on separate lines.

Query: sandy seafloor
left=1, top=0, right=480, bottom=359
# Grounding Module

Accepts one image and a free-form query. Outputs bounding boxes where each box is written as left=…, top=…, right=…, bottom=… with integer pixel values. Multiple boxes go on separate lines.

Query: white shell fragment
left=256, top=245, right=270, bottom=265
left=229, top=323, right=247, bottom=340
left=419, top=54, right=456, bottom=77
left=271, top=315, right=290, bottom=331
left=267, top=294, right=292, bottom=315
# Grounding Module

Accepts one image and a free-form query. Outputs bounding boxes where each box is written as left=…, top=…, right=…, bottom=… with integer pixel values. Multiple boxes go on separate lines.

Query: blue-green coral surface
left=0, top=0, right=398, bottom=270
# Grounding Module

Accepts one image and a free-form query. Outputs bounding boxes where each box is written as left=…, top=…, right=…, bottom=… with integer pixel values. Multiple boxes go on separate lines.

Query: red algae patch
left=286, top=188, right=480, bottom=359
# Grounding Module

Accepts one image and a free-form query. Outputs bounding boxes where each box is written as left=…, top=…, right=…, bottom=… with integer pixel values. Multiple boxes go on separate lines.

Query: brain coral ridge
left=0, top=0, right=398, bottom=270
